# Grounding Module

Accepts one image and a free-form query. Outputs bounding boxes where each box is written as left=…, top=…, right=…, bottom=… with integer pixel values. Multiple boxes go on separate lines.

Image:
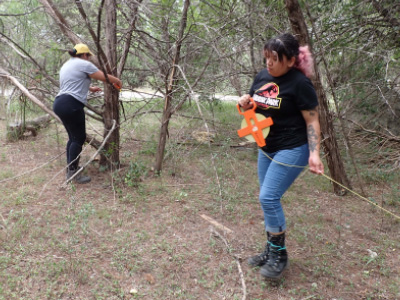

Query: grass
left=0, top=98, right=399, bottom=299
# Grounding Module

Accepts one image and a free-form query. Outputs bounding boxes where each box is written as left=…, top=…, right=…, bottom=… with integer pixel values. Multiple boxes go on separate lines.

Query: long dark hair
left=264, top=33, right=314, bottom=78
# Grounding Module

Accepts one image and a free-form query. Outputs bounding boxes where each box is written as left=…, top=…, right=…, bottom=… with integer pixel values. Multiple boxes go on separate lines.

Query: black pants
left=53, top=94, right=86, bottom=170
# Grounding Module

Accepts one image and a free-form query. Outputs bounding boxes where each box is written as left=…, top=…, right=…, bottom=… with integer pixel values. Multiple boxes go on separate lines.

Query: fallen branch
left=200, top=214, right=233, bottom=234
left=0, top=67, right=61, bottom=123
left=7, top=114, right=53, bottom=140
left=85, top=108, right=104, bottom=122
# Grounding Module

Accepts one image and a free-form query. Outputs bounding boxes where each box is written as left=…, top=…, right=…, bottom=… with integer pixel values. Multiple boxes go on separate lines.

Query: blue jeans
left=257, top=144, right=309, bottom=233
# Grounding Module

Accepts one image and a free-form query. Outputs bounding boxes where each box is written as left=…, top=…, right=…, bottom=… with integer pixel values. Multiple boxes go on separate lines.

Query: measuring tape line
left=261, top=149, right=400, bottom=221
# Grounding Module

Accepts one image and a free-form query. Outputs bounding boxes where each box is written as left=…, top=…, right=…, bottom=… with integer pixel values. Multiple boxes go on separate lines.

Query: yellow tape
left=261, top=150, right=400, bottom=221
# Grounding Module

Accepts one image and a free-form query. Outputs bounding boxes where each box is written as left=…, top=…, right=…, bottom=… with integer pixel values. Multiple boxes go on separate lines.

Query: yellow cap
left=74, top=44, right=94, bottom=56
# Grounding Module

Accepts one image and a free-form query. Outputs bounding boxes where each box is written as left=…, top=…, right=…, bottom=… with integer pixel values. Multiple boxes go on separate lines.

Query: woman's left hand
left=309, top=154, right=324, bottom=175
left=89, top=86, right=102, bottom=93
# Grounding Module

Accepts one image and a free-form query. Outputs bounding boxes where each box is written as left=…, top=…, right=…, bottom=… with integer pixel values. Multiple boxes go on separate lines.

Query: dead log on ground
left=7, top=114, right=52, bottom=141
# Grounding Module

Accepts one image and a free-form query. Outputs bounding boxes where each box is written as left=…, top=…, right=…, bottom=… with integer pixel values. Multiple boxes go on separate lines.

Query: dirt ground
left=0, top=120, right=399, bottom=300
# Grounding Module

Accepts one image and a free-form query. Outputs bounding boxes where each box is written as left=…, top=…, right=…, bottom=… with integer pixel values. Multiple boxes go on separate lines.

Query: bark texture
left=101, top=0, right=120, bottom=166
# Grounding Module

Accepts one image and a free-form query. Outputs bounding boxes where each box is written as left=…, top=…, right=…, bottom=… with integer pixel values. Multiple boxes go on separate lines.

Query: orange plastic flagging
left=237, top=98, right=273, bottom=147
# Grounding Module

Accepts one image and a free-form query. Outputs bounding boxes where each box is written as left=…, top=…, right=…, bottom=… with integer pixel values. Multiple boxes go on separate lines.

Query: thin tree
left=101, top=0, right=120, bottom=166
left=154, top=0, right=190, bottom=173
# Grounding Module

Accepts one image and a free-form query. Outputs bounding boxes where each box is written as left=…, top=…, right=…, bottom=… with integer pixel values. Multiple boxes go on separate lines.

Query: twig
left=0, top=5, right=43, bottom=17
left=36, top=121, right=114, bottom=199
left=89, top=226, right=102, bottom=237
left=347, top=118, right=400, bottom=143
left=201, top=214, right=233, bottom=234
left=376, top=85, right=397, bottom=117
left=37, top=139, right=96, bottom=200
left=301, top=296, right=316, bottom=300
left=175, top=65, right=223, bottom=203
left=86, top=120, right=104, bottom=138
left=210, top=228, right=246, bottom=300
left=62, top=119, right=117, bottom=187
left=0, top=212, right=7, bottom=231
left=0, top=151, right=65, bottom=184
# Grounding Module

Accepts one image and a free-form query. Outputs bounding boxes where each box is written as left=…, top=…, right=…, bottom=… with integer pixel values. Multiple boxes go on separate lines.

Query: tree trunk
left=154, top=0, right=190, bottom=173
left=100, top=0, right=120, bottom=166
left=284, top=0, right=350, bottom=194
left=245, top=0, right=258, bottom=78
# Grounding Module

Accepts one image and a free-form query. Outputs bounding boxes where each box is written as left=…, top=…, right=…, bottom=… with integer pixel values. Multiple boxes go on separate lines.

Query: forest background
left=0, top=0, right=399, bottom=299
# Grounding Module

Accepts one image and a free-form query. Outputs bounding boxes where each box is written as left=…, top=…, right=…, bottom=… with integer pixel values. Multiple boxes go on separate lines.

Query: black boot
left=248, top=232, right=271, bottom=267
left=66, top=167, right=91, bottom=184
left=260, top=232, right=288, bottom=279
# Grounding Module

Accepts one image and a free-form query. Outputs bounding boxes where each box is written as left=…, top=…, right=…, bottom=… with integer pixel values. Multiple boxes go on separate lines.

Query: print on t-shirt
left=253, top=83, right=281, bottom=109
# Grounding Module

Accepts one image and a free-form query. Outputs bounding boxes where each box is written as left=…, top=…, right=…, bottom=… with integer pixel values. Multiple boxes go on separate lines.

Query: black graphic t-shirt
left=249, top=68, right=318, bottom=153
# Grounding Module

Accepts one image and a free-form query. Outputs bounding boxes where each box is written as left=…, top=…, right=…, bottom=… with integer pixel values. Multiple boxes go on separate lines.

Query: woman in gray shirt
left=53, top=44, right=122, bottom=183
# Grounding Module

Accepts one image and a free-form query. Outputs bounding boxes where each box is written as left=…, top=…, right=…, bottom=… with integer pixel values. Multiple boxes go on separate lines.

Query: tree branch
left=0, top=32, right=58, bottom=86
left=0, top=67, right=61, bottom=123
left=37, top=0, right=81, bottom=44
left=117, top=0, right=143, bottom=77
left=74, top=0, right=110, bottom=73
left=0, top=6, right=43, bottom=17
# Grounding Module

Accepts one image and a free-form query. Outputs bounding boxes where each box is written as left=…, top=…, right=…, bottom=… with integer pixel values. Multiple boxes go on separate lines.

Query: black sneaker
left=66, top=168, right=91, bottom=184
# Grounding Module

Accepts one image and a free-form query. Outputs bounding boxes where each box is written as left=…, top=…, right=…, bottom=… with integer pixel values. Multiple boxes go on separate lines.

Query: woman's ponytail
left=68, top=48, right=78, bottom=57
left=294, top=45, right=314, bottom=79
left=264, top=33, right=315, bottom=79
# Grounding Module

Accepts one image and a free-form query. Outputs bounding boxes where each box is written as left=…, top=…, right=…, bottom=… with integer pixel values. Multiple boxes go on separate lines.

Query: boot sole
left=248, top=262, right=266, bottom=268
left=260, top=261, right=289, bottom=279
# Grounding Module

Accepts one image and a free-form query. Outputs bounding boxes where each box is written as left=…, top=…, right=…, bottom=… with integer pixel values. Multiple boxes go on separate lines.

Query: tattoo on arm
left=307, top=124, right=318, bottom=152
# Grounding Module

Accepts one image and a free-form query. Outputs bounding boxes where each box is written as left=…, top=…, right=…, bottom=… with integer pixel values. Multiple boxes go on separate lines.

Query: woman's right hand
left=114, top=79, right=122, bottom=89
left=116, top=79, right=122, bottom=88
left=238, top=94, right=253, bottom=110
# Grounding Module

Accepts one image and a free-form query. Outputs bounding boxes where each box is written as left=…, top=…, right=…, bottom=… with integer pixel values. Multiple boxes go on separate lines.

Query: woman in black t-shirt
left=238, top=33, right=324, bottom=279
